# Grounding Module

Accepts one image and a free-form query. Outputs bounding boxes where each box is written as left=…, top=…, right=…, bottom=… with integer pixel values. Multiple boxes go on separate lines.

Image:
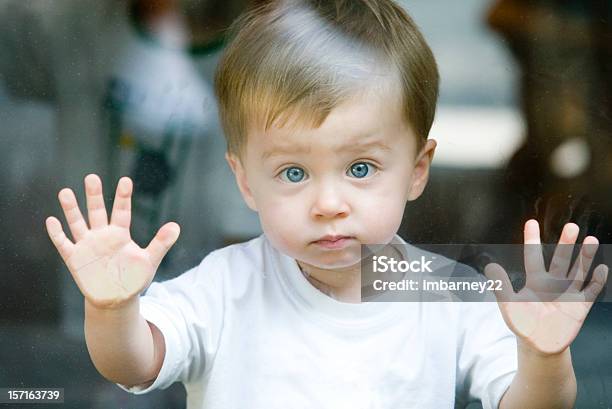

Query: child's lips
left=312, top=235, right=354, bottom=249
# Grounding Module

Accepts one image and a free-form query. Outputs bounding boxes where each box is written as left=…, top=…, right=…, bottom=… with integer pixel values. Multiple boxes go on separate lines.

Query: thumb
left=146, top=222, right=181, bottom=270
left=484, top=262, right=515, bottom=303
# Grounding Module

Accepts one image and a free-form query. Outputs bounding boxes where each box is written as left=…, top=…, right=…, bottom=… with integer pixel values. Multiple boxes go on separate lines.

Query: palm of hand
left=46, top=174, right=180, bottom=310
left=485, top=220, right=608, bottom=356
left=67, top=226, right=154, bottom=309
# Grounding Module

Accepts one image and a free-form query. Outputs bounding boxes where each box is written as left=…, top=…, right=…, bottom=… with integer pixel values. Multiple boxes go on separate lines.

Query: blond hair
left=215, top=0, right=439, bottom=158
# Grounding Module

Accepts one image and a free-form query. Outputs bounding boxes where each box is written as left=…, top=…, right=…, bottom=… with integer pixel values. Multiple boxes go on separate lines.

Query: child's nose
left=310, top=180, right=350, bottom=219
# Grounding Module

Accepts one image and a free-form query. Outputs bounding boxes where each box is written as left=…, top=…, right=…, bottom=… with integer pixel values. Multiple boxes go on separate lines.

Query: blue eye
left=280, top=166, right=306, bottom=183
left=348, top=162, right=374, bottom=178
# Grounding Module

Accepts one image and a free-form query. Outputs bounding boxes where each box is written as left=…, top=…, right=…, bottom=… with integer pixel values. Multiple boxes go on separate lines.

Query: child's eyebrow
left=261, top=140, right=392, bottom=160
left=342, top=140, right=392, bottom=154
left=262, top=145, right=312, bottom=160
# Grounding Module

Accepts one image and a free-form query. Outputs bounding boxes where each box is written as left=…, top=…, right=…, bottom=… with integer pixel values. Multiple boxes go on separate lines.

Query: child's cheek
left=356, top=188, right=406, bottom=242
left=257, top=197, right=303, bottom=253
left=366, top=208, right=403, bottom=243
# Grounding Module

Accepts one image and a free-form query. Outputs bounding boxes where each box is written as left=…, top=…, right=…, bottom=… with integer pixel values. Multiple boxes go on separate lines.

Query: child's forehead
left=247, top=90, right=412, bottom=157
left=261, top=84, right=402, bottom=134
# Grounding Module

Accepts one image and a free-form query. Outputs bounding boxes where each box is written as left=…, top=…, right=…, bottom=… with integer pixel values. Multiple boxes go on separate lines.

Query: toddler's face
left=228, top=90, right=435, bottom=271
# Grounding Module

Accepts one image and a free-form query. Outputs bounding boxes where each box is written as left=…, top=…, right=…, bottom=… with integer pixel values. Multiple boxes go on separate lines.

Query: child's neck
left=297, top=261, right=362, bottom=303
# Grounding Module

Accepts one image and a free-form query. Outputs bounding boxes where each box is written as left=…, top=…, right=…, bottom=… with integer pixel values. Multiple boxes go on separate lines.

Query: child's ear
left=407, top=139, right=436, bottom=201
left=225, top=152, right=258, bottom=211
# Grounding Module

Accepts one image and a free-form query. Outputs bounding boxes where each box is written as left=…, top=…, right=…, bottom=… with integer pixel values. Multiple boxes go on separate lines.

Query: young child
left=45, top=0, right=608, bottom=408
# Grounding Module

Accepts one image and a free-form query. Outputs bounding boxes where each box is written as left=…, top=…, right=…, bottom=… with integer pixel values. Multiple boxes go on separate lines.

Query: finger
left=45, top=216, right=75, bottom=262
left=110, top=177, right=133, bottom=230
left=146, top=222, right=181, bottom=269
left=583, top=264, right=609, bottom=303
left=58, top=188, right=89, bottom=241
left=568, top=236, right=598, bottom=290
left=549, top=223, right=579, bottom=278
left=523, top=219, right=545, bottom=275
left=484, top=263, right=515, bottom=302
left=85, top=174, right=109, bottom=229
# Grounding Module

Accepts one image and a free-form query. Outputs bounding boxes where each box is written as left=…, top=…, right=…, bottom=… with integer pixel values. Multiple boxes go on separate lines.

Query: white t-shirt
left=118, top=234, right=518, bottom=409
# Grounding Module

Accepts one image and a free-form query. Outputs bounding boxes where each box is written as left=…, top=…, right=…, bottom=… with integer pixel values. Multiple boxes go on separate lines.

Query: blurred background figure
left=0, top=0, right=263, bottom=339
left=0, top=0, right=610, bottom=408
left=486, top=0, right=612, bottom=244
left=399, top=0, right=612, bottom=248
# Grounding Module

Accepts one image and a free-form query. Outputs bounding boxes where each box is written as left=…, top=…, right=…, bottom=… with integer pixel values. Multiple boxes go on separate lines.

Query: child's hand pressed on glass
left=45, top=174, right=180, bottom=310
left=485, top=219, right=608, bottom=356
